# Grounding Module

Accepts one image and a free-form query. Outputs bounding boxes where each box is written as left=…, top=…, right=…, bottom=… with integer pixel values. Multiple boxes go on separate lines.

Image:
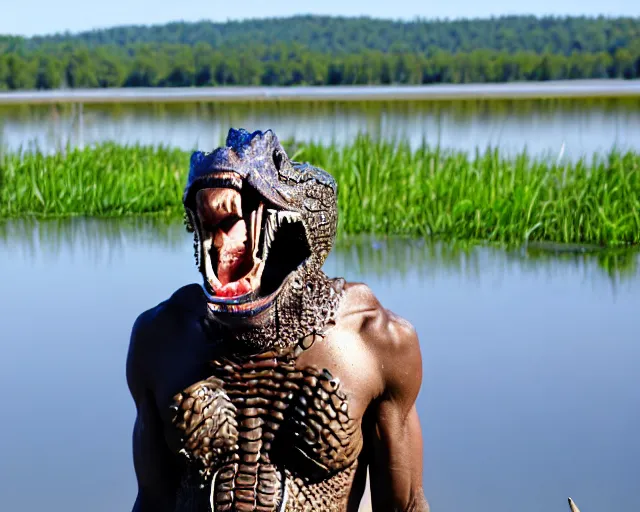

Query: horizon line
left=1, top=80, right=639, bottom=106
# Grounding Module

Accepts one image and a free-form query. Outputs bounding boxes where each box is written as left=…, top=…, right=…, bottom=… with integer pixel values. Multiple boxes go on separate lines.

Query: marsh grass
left=299, top=137, right=640, bottom=246
left=1, top=137, right=639, bottom=246
left=0, top=143, right=185, bottom=218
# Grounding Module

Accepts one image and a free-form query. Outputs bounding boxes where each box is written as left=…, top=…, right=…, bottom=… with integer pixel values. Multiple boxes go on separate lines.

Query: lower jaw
left=201, top=274, right=292, bottom=319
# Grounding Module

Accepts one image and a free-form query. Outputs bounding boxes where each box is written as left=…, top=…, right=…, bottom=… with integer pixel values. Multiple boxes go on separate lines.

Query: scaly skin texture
left=172, top=319, right=362, bottom=511
left=126, top=129, right=429, bottom=512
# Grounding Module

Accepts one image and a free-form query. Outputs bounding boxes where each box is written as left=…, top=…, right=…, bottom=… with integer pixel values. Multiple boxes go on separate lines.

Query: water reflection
left=0, top=216, right=184, bottom=266
left=2, top=218, right=638, bottom=288
left=2, top=98, right=640, bottom=159
left=0, top=218, right=638, bottom=512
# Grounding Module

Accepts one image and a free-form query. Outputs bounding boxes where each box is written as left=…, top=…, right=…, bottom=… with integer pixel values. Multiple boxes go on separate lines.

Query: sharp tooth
left=266, top=218, right=276, bottom=244
left=276, top=211, right=301, bottom=225
left=261, top=213, right=277, bottom=261
left=253, top=202, right=263, bottom=260
left=261, top=233, right=270, bottom=261
left=249, top=209, right=255, bottom=258
left=202, top=235, right=221, bottom=288
left=258, top=210, right=302, bottom=261
left=202, top=237, right=214, bottom=275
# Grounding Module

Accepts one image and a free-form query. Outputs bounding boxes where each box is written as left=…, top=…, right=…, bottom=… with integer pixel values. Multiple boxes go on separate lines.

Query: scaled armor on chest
left=171, top=332, right=363, bottom=512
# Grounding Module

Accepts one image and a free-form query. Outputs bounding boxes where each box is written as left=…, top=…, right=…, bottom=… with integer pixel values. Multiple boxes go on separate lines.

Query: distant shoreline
left=1, top=80, right=639, bottom=105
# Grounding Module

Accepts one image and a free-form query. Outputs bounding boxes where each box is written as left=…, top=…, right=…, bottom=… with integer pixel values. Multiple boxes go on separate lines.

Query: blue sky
left=2, top=0, right=638, bottom=37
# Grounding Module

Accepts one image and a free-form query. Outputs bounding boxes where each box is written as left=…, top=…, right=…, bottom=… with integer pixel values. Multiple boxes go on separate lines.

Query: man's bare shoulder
left=131, top=284, right=204, bottom=338
left=126, top=284, right=204, bottom=396
left=338, top=281, right=419, bottom=347
left=338, top=281, right=422, bottom=402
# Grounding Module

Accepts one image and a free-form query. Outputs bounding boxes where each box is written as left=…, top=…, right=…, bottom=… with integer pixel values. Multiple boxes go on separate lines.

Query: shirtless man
left=126, top=128, right=429, bottom=512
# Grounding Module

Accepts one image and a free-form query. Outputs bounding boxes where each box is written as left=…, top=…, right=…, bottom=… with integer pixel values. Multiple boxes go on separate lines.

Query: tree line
left=0, top=44, right=639, bottom=90
left=5, top=15, right=639, bottom=56
left=0, top=15, right=639, bottom=90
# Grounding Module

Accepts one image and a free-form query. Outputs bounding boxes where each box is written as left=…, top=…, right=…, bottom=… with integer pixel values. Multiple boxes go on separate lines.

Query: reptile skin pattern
left=171, top=320, right=362, bottom=511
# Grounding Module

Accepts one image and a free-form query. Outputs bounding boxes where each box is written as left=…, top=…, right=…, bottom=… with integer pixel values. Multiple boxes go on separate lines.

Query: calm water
left=2, top=98, right=640, bottom=159
left=0, top=218, right=638, bottom=512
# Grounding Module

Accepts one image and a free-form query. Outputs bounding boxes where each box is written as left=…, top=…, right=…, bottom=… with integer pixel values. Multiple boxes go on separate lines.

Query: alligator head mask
left=183, top=128, right=344, bottom=351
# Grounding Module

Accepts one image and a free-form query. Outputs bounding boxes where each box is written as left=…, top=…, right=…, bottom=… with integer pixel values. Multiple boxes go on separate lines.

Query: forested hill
left=0, top=15, right=639, bottom=90
left=5, top=15, right=640, bottom=55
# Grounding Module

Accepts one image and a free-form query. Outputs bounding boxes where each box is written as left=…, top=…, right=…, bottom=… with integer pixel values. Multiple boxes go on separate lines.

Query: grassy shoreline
left=1, top=138, right=638, bottom=246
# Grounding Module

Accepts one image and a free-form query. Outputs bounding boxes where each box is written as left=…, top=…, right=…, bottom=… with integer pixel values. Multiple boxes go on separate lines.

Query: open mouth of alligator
left=189, top=172, right=310, bottom=313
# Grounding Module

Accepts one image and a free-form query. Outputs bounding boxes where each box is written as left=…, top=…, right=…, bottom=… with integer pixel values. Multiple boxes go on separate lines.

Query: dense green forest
left=5, top=15, right=640, bottom=55
left=1, top=15, right=639, bottom=89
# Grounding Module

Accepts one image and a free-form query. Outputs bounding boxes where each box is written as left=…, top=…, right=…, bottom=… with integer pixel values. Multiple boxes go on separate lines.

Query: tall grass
left=1, top=138, right=639, bottom=246
left=0, top=143, right=185, bottom=218
left=297, top=138, right=640, bottom=246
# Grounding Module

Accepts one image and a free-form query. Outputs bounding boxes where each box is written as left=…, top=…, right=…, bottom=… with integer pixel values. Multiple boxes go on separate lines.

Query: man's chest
left=156, top=333, right=368, bottom=511
left=169, top=345, right=363, bottom=479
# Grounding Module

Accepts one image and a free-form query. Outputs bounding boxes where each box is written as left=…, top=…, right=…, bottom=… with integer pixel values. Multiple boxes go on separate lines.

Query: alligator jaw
left=193, top=184, right=306, bottom=313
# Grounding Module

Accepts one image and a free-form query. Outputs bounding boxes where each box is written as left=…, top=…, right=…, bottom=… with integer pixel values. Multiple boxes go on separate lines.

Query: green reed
left=0, top=143, right=185, bottom=218
left=295, top=137, right=640, bottom=246
left=1, top=137, right=639, bottom=246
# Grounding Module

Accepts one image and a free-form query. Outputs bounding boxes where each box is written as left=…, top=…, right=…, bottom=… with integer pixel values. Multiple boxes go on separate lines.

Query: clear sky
left=1, top=0, right=638, bottom=37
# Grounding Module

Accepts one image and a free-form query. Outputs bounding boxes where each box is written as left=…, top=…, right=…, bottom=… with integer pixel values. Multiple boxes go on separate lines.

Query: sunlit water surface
left=2, top=97, right=640, bottom=160
left=0, top=219, right=638, bottom=512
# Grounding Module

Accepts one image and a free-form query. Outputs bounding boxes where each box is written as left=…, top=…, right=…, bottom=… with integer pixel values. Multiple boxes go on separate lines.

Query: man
left=126, top=128, right=429, bottom=512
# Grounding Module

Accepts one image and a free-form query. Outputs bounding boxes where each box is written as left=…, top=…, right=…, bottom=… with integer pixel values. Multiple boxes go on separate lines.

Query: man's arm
left=366, top=309, right=429, bottom=512
left=126, top=312, right=180, bottom=512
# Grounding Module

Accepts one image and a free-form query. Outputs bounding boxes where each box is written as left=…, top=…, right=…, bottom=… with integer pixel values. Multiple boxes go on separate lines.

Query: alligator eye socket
left=272, top=149, right=283, bottom=171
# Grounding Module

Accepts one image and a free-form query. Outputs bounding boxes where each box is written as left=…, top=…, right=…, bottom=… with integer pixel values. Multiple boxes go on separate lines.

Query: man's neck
left=202, top=270, right=345, bottom=356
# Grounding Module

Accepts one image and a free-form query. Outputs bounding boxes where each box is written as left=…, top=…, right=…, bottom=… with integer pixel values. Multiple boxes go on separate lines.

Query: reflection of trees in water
left=330, top=236, right=482, bottom=282
left=523, top=242, right=639, bottom=280
left=1, top=219, right=638, bottom=286
left=3, top=98, right=640, bottom=122
left=0, top=217, right=187, bottom=266
left=331, top=235, right=640, bottom=287
left=2, top=97, right=639, bottom=156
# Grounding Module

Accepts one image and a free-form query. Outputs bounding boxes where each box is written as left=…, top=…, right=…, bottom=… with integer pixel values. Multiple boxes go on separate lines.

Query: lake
left=0, top=218, right=638, bottom=512
left=2, top=96, right=640, bottom=160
